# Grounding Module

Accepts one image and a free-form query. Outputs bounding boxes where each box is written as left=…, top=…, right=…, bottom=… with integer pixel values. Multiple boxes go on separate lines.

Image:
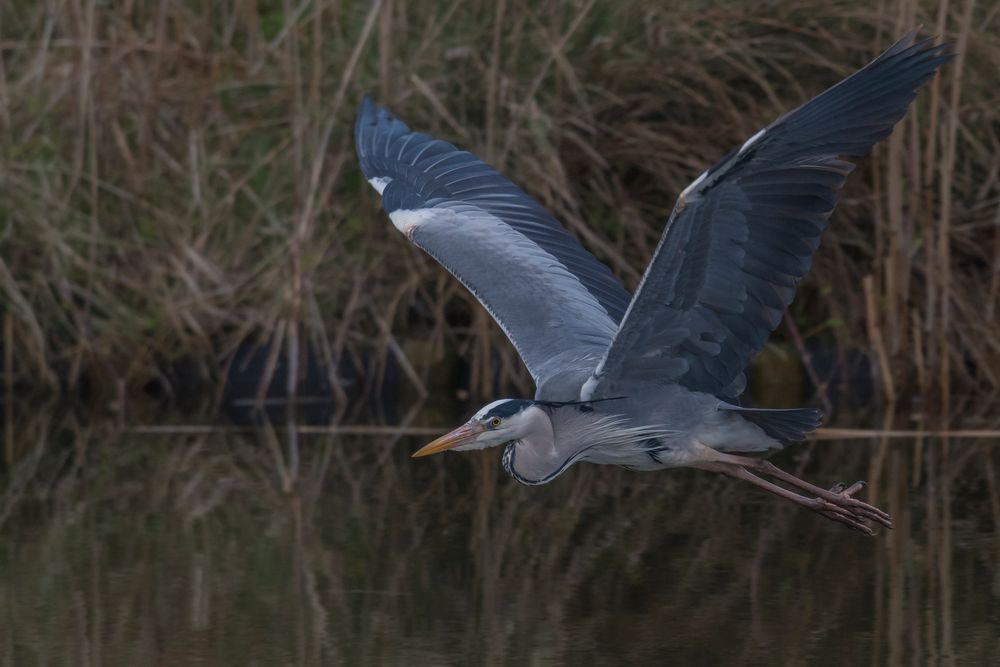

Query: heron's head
left=412, top=399, right=546, bottom=457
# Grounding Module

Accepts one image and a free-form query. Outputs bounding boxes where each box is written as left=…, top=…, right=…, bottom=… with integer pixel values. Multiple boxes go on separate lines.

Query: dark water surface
left=1, top=410, right=997, bottom=666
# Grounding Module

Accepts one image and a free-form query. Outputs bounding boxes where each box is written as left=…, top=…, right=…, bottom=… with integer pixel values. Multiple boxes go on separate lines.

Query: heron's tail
left=721, top=406, right=823, bottom=443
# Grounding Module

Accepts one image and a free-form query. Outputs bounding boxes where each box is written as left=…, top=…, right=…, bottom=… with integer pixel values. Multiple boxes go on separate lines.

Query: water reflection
left=0, top=409, right=998, bottom=665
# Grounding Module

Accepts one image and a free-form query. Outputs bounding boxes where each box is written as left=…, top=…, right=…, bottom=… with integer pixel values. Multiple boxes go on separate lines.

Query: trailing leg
left=692, top=457, right=891, bottom=535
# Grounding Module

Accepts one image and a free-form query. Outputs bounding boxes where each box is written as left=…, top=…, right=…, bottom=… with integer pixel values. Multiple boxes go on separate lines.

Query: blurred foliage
left=0, top=0, right=997, bottom=411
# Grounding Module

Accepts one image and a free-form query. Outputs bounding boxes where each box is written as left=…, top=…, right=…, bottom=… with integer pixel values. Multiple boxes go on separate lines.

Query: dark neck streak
left=501, top=404, right=605, bottom=486
left=502, top=438, right=595, bottom=487
left=502, top=441, right=564, bottom=486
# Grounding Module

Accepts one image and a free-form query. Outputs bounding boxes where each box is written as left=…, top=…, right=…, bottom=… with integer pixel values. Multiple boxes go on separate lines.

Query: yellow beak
left=412, top=421, right=482, bottom=458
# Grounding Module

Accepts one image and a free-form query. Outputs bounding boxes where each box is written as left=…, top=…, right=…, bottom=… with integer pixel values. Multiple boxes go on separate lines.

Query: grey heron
left=355, top=33, right=950, bottom=535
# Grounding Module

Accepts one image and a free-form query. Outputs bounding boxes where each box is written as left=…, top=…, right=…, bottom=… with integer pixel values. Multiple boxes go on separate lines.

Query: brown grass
left=0, top=0, right=998, bottom=416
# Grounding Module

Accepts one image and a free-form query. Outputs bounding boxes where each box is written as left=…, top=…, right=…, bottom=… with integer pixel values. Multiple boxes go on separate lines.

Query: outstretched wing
left=585, top=32, right=951, bottom=400
left=356, top=97, right=632, bottom=385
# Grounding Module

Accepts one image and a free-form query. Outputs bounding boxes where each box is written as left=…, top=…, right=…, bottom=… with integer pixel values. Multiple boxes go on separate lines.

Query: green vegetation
left=1, top=0, right=997, bottom=412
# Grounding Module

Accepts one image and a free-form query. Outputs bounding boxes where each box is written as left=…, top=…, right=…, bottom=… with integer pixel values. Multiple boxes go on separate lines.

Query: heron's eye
left=490, top=417, right=502, bottom=428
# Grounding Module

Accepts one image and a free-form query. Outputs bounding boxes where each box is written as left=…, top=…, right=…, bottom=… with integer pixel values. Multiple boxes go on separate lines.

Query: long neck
left=501, top=407, right=669, bottom=485
left=501, top=406, right=583, bottom=485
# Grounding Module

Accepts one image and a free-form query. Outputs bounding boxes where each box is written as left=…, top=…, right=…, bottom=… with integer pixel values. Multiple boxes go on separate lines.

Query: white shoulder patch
left=737, top=128, right=766, bottom=156
left=579, top=375, right=599, bottom=402
left=368, top=176, right=391, bottom=195
left=680, top=170, right=709, bottom=200
left=388, top=208, right=436, bottom=236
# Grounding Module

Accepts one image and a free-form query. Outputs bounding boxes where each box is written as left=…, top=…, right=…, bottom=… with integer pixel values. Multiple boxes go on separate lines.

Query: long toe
left=824, top=484, right=893, bottom=530
left=838, top=481, right=867, bottom=497
left=811, top=499, right=877, bottom=536
left=823, top=511, right=876, bottom=536
left=804, top=479, right=892, bottom=529
left=749, top=461, right=892, bottom=529
left=840, top=492, right=892, bottom=529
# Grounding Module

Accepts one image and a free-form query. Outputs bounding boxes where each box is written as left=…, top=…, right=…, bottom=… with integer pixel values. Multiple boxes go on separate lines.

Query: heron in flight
left=356, top=33, right=949, bottom=535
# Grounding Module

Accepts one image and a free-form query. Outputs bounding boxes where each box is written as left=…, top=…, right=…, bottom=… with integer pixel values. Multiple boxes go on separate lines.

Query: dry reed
left=0, top=0, right=998, bottom=419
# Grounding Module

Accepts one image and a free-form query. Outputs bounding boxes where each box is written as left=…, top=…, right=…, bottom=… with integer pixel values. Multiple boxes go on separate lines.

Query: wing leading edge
left=356, top=98, right=631, bottom=385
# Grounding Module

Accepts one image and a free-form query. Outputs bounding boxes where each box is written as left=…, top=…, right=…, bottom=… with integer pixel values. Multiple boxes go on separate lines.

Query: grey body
left=501, top=392, right=756, bottom=485
left=501, top=383, right=796, bottom=484
left=356, top=33, right=950, bottom=488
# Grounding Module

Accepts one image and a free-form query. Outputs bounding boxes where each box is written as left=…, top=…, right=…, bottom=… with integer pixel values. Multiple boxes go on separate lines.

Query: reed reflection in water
left=0, top=411, right=997, bottom=666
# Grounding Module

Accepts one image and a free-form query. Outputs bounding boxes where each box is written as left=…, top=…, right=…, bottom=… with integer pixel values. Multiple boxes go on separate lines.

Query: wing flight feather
left=587, top=32, right=951, bottom=399
left=356, top=99, right=630, bottom=385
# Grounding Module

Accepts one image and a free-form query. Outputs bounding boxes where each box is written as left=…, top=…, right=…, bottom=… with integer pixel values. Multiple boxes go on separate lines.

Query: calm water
left=1, top=409, right=998, bottom=666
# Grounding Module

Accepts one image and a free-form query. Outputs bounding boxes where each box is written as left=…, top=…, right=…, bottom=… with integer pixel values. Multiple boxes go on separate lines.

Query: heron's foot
left=809, top=481, right=891, bottom=536
left=748, top=461, right=892, bottom=532
left=696, top=455, right=893, bottom=535
left=815, top=479, right=892, bottom=530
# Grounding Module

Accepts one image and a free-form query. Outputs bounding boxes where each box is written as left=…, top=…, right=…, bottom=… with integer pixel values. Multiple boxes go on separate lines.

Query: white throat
left=502, top=407, right=676, bottom=485
left=500, top=406, right=562, bottom=485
